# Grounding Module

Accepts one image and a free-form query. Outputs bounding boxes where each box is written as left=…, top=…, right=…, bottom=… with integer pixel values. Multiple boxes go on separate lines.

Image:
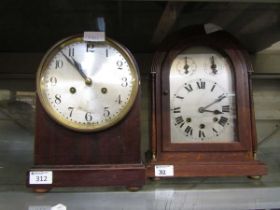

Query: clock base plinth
left=27, top=164, right=145, bottom=190
left=146, top=161, right=267, bottom=178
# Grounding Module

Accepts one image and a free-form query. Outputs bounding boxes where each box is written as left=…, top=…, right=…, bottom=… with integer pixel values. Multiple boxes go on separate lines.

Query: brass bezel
left=36, top=35, right=139, bottom=132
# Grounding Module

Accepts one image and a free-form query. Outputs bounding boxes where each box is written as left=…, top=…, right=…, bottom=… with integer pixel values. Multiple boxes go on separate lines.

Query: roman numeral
left=199, top=130, right=206, bottom=138
left=176, top=95, right=184, bottom=100
left=184, top=84, right=193, bottom=92
left=222, top=105, right=230, bottom=112
left=212, top=128, right=219, bottom=136
left=197, top=80, right=206, bottom=89
left=185, top=126, right=193, bottom=136
left=175, top=116, right=184, bottom=127
left=172, top=107, right=181, bottom=113
left=218, top=116, right=228, bottom=127
left=211, top=83, right=216, bottom=92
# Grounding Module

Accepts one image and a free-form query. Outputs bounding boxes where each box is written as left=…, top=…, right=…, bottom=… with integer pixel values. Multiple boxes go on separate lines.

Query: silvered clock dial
left=37, top=36, right=139, bottom=132
left=170, top=47, right=236, bottom=143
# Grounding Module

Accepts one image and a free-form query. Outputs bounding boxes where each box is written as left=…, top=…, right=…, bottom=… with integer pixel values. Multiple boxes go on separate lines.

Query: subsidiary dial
left=176, top=56, right=196, bottom=76
left=204, top=55, right=224, bottom=75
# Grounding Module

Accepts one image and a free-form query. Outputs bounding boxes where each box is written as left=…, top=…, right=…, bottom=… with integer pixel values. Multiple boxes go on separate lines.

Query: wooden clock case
left=146, top=25, right=267, bottom=178
left=27, top=65, right=145, bottom=191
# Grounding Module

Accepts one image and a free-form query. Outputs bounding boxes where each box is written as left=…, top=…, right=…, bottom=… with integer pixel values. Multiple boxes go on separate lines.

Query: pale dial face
left=169, top=47, right=236, bottom=143
left=38, top=37, right=138, bottom=132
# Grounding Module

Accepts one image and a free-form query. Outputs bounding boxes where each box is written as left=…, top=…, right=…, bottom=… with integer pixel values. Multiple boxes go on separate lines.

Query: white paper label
left=155, top=165, right=174, bottom=177
left=29, top=171, right=53, bottom=185
left=28, top=206, right=51, bottom=210
left=51, top=204, right=67, bottom=210
left=83, top=31, right=105, bottom=42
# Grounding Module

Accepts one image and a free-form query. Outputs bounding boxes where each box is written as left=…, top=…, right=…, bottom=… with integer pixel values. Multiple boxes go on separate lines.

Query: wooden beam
left=210, top=3, right=252, bottom=28
left=152, top=2, right=185, bottom=44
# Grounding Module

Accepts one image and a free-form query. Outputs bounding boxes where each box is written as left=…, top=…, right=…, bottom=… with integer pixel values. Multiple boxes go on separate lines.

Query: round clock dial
left=204, top=54, right=223, bottom=75
left=176, top=56, right=196, bottom=76
left=169, top=47, right=236, bottom=143
left=37, top=36, right=139, bottom=132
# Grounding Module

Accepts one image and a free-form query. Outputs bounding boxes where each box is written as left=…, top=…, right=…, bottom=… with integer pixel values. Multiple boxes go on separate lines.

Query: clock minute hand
left=61, top=52, right=92, bottom=85
left=199, top=94, right=226, bottom=113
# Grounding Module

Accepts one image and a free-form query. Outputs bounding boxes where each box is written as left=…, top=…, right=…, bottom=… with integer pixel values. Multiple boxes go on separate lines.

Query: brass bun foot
left=126, top=186, right=141, bottom=192
left=33, top=188, right=51, bottom=193
left=248, top=175, right=262, bottom=180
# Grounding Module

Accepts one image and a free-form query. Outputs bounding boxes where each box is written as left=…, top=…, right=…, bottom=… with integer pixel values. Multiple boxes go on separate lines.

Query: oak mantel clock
left=147, top=25, right=267, bottom=178
left=27, top=32, right=145, bottom=191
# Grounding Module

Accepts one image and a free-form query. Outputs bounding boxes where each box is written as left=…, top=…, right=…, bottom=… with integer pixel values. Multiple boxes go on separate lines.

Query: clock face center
left=85, top=78, right=92, bottom=86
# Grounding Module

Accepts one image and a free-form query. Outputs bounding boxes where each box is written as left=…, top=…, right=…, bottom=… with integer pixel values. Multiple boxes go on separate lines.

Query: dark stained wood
left=34, top=93, right=141, bottom=165
left=27, top=164, right=145, bottom=189
left=146, top=161, right=266, bottom=177
left=148, top=25, right=267, bottom=178
left=28, top=70, right=145, bottom=189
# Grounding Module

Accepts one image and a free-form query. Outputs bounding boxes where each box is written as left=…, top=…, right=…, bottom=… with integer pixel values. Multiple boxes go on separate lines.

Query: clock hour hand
left=199, top=94, right=226, bottom=113
left=61, top=51, right=92, bottom=85
left=201, top=109, right=223, bottom=115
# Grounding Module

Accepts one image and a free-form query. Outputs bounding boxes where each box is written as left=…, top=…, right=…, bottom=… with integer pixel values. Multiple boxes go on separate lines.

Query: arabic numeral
left=55, top=94, right=61, bottom=104
left=115, top=95, right=122, bottom=104
left=116, top=60, right=123, bottom=69
left=121, top=77, right=128, bottom=87
left=68, top=107, right=74, bottom=117
left=55, top=60, right=63, bottom=69
left=103, top=107, right=110, bottom=117
left=85, top=112, right=93, bottom=121
left=68, top=47, right=75, bottom=57
left=49, top=77, right=57, bottom=86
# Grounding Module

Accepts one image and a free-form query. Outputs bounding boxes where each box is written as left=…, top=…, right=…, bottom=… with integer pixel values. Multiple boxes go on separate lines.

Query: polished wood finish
left=147, top=25, right=267, bottom=178
left=34, top=94, right=141, bottom=165
left=28, top=89, right=145, bottom=189
left=27, top=164, right=145, bottom=189
left=146, top=161, right=266, bottom=177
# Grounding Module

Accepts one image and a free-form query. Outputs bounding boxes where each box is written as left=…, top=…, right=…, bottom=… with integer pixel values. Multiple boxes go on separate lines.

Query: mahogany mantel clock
left=27, top=33, right=145, bottom=191
left=147, top=25, right=267, bottom=178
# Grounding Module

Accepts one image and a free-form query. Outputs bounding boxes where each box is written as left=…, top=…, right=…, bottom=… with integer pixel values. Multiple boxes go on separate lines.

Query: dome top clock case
left=27, top=33, right=145, bottom=191
left=147, top=25, right=267, bottom=178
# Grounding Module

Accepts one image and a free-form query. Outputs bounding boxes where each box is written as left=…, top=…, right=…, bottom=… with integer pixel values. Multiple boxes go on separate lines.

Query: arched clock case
left=27, top=34, right=145, bottom=191
left=147, top=26, right=267, bottom=178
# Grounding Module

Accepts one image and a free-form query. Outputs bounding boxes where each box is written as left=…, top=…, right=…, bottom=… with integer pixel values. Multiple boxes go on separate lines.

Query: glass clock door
left=169, top=47, right=237, bottom=143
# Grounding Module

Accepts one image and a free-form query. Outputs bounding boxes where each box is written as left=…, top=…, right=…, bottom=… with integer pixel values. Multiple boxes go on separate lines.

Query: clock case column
left=146, top=25, right=267, bottom=178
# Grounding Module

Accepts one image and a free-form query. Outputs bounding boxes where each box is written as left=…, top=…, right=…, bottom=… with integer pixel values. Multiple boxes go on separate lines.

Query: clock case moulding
left=26, top=35, right=145, bottom=191
left=146, top=25, right=267, bottom=178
